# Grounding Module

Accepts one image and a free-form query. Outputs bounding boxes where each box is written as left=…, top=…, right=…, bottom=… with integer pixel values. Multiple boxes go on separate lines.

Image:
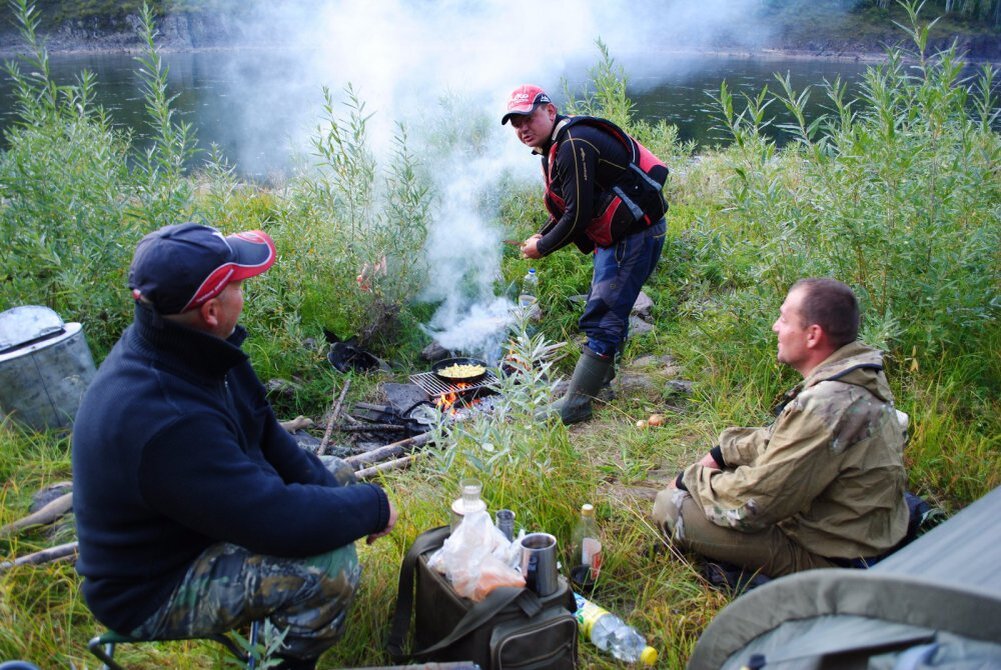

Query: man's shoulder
left=561, top=117, right=620, bottom=143
left=784, top=380, right=898, bottom=453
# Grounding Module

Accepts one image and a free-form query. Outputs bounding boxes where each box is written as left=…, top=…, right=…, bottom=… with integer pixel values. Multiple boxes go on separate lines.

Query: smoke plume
left=219, top=0, right=777, bottom=356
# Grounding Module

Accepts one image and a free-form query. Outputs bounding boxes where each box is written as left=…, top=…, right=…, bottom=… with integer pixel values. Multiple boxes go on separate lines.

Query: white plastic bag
left=427, top=510, right=526, bottom=601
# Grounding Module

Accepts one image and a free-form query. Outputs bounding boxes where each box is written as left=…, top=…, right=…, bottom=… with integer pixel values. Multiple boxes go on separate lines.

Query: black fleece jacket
left=72, top=305, right=390, bottom=633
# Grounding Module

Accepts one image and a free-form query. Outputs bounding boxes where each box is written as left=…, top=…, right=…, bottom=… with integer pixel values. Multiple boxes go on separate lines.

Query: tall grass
left=0, top=0, right=997, bottom=667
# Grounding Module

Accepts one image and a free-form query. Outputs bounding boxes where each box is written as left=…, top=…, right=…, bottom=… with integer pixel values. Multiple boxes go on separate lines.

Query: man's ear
left=805, top=323, right=825, bottom=349
left=198, top=298, right=221, bottom=329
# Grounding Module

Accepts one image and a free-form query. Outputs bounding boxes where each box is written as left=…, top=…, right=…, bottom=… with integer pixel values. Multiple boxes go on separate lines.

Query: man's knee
left=305, top=543, right=361, bottom=594
left=652, top=487, right=689, bottom=542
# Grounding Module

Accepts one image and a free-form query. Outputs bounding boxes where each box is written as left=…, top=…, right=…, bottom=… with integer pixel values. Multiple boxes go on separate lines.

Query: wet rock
left=615, top=373, right=663, bottom=399
left=382, top=383, right=430, bottom=412
left=611, top=354, right=692, bottom=401
left=265, top=378, right=302, bottom=400
left=632, top=291, right=654, bottom=320
left=629, top=315, right=655, bottom=337
left=664, top=380, right=694, bottom=396
left=421, top=341, right=452, bottom=363
left=30, top=482, right=73, bottom=513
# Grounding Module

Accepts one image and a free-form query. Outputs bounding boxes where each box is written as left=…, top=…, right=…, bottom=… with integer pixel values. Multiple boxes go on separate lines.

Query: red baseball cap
left=501, top=84, right=553, bottom=125
left=129, top=223, right=276, bottom=314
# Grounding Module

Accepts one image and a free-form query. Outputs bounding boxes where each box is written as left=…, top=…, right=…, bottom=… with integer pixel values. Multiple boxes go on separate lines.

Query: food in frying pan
left=437, top=363, right=486, bottom=379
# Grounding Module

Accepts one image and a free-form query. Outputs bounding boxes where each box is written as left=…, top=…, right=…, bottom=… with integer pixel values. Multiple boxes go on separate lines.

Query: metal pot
left=431, top=357, right=488, bottom=383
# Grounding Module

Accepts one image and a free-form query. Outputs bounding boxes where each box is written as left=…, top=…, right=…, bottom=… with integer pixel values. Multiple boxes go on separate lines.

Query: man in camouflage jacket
left=653, top=278, right=909, bottom=577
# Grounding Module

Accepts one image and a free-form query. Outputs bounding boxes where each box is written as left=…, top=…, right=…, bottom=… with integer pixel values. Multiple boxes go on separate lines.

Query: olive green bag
left=387, top=526, right=578, bottom=670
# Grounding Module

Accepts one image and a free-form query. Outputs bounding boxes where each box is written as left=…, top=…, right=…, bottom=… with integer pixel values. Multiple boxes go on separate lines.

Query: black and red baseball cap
left=128, top=222, right=276, bottom=314
left=501, top=84, right=553, bottom=125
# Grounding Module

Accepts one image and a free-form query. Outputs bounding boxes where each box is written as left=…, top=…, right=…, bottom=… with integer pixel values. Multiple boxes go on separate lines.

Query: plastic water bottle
left=571, top=503, right=602, bottom=578
left=450, top=478, right=487, bottom=530
left=573, top=593, right=657, bottom=666
left=518, top=268, right=538, bottom=308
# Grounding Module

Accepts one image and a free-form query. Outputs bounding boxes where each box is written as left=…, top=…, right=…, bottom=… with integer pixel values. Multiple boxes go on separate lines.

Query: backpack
left=543, top=116, right=669, bottom=249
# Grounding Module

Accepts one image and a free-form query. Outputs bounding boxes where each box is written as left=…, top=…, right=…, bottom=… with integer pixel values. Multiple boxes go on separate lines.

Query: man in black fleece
left=73, top=222, right=397, bottom=670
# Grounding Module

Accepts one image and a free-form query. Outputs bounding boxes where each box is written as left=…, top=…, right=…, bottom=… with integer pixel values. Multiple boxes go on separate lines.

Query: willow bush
left=0, top=1, right=136, bottom=355
left=718, top=3, right=996, bottom=372
left=271, top=85, right=432, bottom=354
left=658, top=1, right=1000, bottom=505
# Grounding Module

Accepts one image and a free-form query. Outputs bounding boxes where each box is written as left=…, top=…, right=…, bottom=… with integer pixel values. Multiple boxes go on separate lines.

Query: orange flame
left=435, top=382, right=472, bottom=414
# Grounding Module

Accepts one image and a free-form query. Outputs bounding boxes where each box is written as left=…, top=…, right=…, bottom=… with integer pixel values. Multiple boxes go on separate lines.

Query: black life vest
left=543, top=116, right=669, bottom=249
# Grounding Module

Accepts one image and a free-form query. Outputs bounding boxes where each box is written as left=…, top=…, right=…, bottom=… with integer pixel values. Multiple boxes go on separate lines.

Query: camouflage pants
left=653, top=488, right=839, bottom=578
left=131, top=457, right=362, bottom=661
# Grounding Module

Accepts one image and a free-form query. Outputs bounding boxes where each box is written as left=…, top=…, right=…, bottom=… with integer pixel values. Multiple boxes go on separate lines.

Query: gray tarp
left=688, top=485, right=1001, bottom=669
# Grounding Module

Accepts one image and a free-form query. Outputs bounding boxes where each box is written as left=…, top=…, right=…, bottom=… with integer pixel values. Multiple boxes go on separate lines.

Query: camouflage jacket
left=681, top=342, right=910, bottom=560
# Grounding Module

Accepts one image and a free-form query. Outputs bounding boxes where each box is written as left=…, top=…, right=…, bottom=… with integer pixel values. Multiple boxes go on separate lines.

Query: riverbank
left=0, top=9, right=999, bottom=63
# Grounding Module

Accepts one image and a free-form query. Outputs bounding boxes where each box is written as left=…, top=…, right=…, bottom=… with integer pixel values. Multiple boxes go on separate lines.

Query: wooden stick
left=344, top=432, right=432, bottom=468
left=356, top=453, right=421, bottom=480
left=0, top=541, right=78, bottom=574
left=335, top=423, right=407, bottom=432
left=319, top=379, right=351, bottom=455
left=0, top=492, right=73, bottom=538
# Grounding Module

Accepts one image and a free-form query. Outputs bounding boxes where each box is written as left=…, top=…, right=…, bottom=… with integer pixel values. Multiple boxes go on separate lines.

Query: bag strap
left=387, top=525, right=451, bottom=661
left=386, top=526, right=544, bottom=663
left=410, top=586, right=543, bottom=661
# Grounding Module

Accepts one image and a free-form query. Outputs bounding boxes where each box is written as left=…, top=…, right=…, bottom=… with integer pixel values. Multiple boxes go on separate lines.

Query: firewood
left=345, top=432, right=432, bottom=468
left=0, top=541, right=78, bottom=573
left=0, top=492, right=73, bottom=538
left=279, top=415, right=314, bottom=433
left=319, top=379, right=351, bottom=454
left=356, top=453, right=421, bottom=480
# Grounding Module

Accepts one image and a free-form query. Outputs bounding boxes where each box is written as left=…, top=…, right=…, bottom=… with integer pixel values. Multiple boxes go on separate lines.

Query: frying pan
left=432, top=356, right=488, bottom=383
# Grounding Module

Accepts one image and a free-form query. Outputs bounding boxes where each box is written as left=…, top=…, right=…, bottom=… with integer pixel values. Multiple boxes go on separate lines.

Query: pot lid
left=0, top=305, right=66, bottom=353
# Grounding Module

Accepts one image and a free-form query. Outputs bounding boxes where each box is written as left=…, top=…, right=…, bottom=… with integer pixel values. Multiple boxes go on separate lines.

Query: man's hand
left=366, top=500, right=398, bottom=544
left=698, top=452, right=721, bottom=470
left=521, top=234, right=542, bottom=260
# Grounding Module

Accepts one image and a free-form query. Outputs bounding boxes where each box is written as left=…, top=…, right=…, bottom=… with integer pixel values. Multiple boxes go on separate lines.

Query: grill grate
left=409, top=370, right=499, bottom=399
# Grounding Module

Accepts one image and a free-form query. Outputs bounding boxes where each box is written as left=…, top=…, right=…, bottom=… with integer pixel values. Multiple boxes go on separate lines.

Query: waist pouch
left=387, top=526, right=579, bottom=670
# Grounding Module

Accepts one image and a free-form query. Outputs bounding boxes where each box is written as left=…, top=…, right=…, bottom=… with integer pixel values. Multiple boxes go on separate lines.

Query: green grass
left=0, top=1, right=998, bottom=667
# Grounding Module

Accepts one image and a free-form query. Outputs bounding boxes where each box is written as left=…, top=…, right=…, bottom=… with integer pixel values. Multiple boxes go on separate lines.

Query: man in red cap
left=503, top=84, right=670, bottom=424
left=73, top=223, right=397, bottom=670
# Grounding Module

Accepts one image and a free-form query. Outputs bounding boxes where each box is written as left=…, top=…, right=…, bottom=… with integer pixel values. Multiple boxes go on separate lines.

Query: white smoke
left=217, top=0, right=776, bottom=355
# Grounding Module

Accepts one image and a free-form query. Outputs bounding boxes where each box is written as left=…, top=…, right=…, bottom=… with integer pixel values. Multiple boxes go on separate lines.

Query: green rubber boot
left=557, top=348, right=614, bottom=425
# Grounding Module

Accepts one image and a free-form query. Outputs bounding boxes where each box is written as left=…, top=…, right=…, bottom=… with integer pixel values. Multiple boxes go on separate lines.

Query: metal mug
left=520, top=532, right=558, bottom=596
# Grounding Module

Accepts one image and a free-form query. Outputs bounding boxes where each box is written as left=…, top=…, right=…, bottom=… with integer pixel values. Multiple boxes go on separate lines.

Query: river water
left=0, top=49, right=989, bottom=179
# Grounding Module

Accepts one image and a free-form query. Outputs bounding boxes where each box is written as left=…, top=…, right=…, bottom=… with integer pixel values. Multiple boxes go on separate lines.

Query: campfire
left=409, top=368, right=499, bottom=413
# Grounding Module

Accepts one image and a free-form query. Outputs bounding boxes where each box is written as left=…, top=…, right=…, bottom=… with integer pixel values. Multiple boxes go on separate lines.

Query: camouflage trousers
left=131, top=457, right=362, bottom=661
left=653, top=487, right=839, bottom=578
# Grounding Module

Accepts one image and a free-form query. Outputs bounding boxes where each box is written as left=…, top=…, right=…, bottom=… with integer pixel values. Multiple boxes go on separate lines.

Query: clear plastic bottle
left=450, top=477, right=487, bottom=530
left=573, top=593, right=657, bottom=666
left=571, top=503, right=602, bottom=578
left=518, top=268, right=538, bottom=308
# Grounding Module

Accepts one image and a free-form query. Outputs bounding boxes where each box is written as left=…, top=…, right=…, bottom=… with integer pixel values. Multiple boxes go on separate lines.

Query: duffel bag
left=387, top=526, right=578, bottom=670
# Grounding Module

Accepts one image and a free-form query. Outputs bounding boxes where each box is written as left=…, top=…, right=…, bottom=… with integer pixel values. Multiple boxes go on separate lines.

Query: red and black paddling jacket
left=536, top=115, right=668, bottom=255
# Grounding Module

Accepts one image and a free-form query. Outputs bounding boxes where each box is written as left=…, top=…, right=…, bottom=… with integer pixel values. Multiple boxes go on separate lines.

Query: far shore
left=1, top=37, right=998, bottom=66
